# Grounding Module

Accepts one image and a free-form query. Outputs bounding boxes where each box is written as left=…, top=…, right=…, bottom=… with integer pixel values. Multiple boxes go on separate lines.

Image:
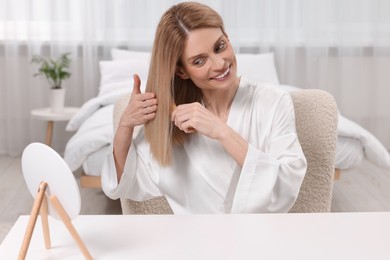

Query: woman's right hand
left=114, top=74, right=157, bottom=181
left=119, top=74, right=158, bottom=129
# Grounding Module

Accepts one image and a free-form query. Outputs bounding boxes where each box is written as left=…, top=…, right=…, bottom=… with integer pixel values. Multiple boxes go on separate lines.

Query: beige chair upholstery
left=288, top=90, right=338, bottom=213
left=113, top=89, right=338, bottom=214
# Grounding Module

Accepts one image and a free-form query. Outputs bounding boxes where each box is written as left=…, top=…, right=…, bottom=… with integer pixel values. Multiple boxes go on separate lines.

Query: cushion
left=236, top=52, right=280, bottom=85
left=98, top=59, right=149, bottom=96
left=111, top=48, right=151, bottom=61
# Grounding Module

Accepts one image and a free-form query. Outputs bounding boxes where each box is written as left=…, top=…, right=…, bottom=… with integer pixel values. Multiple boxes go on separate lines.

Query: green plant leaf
left=30, top=53, right=72, bottom=89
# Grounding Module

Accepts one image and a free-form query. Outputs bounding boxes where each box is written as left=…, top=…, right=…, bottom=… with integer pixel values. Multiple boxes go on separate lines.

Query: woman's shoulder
left=239, top=77, right=288, bottom=102
left=238, top=77, right=294, bottom=118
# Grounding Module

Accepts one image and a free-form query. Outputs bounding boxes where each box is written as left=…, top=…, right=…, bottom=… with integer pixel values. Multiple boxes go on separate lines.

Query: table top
left=1, top=213, right=389, bottom=260
left=30, top=107, right=79, bottom=121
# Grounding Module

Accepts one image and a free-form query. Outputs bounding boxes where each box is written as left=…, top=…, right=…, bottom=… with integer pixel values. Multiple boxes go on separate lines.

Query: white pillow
left=236, top=52, right=280, bottom=85
left=98, top=59, right=149, bottom=96
left=111, top=48, right=151, bottom=61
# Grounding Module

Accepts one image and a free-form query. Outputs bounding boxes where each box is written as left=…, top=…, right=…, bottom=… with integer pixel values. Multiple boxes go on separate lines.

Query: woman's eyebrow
left=213, top=35, right=225, bottom=47
left=186, top=34, right=225, bottom=63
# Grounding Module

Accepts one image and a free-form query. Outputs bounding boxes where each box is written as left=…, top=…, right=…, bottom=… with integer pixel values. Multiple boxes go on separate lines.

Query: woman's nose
left=209, top=54, right=224, bottom=70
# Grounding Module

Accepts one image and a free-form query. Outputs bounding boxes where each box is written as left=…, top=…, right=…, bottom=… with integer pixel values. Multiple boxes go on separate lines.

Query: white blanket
left=64, top=85, right=390, bottom=174
left=64, top=89, right=128, bottom=171
left=337, top=114, right=390, bottom=169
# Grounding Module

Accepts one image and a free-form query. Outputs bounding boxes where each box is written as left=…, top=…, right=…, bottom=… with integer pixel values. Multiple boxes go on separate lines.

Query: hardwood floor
left=1, top=154, right=390, bottom=243
left=331, top=159, right=390, bottom=212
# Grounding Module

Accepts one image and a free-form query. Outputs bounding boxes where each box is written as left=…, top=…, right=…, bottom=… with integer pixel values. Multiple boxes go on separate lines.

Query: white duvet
left=64, top=89, right=128, bottom=171
left=64, top=85, right=390, bottom=175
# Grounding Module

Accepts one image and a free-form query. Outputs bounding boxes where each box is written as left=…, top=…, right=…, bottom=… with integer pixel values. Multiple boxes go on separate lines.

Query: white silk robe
left=102, top=77, right=307, bottom=214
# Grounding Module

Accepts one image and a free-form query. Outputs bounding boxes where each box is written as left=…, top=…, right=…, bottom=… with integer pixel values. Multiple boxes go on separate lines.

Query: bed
left=64, top=49, right=390, bottom=188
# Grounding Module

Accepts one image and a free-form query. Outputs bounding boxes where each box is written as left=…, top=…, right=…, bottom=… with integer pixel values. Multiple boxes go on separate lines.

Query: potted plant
left=31, top=53, right=71, bottom=113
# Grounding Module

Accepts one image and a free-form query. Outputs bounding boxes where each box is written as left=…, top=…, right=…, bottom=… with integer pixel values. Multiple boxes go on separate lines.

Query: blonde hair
left=144, top=2, right=227, bottom=166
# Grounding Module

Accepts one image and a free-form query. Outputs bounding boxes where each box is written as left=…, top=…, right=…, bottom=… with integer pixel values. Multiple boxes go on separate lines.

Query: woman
left=102, top=2, right=307, bottom=214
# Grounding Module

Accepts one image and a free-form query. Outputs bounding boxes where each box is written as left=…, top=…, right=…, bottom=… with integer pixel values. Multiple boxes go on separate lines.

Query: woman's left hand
left=171, top=102, right=227, bottom=140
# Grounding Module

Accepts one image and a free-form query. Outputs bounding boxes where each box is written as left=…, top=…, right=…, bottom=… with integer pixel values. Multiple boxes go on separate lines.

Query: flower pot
left=49, top=88, right=66, bottom=113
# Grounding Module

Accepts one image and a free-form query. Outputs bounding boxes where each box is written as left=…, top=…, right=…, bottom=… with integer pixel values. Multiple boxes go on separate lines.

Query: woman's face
left=178, top=27, right=239, bottom=91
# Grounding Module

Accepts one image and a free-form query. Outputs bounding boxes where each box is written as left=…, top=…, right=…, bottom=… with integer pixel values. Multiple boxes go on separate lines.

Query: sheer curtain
left=1, top=0, right=390, bottom=155
left=225, top=0, right=390, bottom=151
left=0, top=0, right=175, bottom=155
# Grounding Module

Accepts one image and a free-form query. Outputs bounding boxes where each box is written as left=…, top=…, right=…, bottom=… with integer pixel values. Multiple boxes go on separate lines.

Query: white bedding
left=335, top=136, right=364, bottom=170
left=82, top=145, right=110, bottom=176
left=64, top=98, right=116, bottom=172
left=64, top=84, right=390, bottom=176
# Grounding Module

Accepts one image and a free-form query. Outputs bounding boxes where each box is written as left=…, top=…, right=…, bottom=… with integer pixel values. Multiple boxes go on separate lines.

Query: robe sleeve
left=101, top=141, right=163, bottom=201
left=231, top=93, right=307, bottom=213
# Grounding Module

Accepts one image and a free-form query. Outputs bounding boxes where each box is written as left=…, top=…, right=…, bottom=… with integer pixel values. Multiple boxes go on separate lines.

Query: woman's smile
left=210, top=66, right=231, bottom=81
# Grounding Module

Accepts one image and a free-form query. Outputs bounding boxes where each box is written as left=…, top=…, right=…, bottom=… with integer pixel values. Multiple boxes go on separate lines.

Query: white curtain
left=1, top=0, right=390, bottom=155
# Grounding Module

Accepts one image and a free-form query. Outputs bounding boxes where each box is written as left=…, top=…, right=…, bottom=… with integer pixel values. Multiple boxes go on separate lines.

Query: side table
left=30, top=107, right=79, bottom=146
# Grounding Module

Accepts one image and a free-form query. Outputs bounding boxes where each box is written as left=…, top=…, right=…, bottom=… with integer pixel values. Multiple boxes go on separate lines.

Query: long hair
left=144, top=2, right=227, bottom=166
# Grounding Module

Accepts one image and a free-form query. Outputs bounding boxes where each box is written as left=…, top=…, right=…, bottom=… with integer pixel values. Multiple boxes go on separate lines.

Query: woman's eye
left=193, top=58, right=205, bottom=66
left=215, top=41, right=226, bottom=52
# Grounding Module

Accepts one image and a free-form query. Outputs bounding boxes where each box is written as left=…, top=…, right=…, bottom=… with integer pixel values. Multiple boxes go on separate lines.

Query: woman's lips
left=211, top=66, right=231, bottom=81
